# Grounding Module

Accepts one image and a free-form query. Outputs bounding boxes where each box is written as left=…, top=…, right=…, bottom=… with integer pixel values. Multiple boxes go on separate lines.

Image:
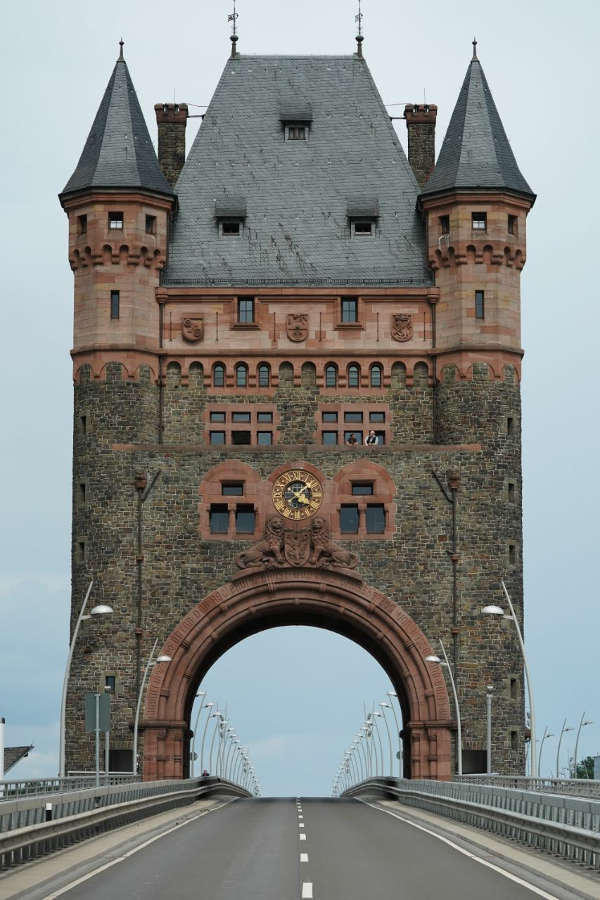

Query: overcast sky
left=1, top=0, right=598, bottom=795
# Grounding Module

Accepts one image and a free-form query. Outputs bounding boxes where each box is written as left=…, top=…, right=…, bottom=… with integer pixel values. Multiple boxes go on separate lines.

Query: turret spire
left=421, top=49, right=534, bottom=199
left=228, top=0, right=239, bottom=58
left=119, top=37, right=124, bottom=60
left=355, top=0, right=364, bottom=57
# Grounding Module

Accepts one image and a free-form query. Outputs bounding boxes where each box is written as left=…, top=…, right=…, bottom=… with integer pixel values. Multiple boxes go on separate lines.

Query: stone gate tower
left=60, top=35, right=534, bottom=779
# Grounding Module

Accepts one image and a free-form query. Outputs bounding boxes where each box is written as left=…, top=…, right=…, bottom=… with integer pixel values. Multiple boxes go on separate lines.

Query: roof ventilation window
left=215, top=196, right=247, bottom=237
left=347, top=198, right=379, bottom=237
left=280, top=102, right=313, bottom=142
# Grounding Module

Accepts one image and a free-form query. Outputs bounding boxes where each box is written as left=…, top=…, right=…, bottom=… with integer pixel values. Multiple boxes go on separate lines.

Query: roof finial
left=472, top=36, right=478, bottom=60
left=355, top=0, right=364, bottom=57
left=228, top=0, right=239, bottom=58
left=118, top=38, right=124, bottom=60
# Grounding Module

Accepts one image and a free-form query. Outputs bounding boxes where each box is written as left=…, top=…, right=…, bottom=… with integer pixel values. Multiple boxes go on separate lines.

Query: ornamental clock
left=272, top=469, right=323, bottom=520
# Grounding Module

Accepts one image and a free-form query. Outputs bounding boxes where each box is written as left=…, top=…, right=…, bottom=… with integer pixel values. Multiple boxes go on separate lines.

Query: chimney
left=154, top=103, right=189, bottom=187
left=404, top=104, right=437, bottom=189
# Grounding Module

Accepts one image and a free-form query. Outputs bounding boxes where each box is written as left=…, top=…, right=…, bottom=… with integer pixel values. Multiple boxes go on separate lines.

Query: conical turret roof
left=422, top=50, right=534, bottom=199
left=61, top=48, right=173, bottom=199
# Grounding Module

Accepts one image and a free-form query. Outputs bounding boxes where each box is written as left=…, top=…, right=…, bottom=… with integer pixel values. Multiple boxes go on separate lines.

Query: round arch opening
left=142, top=569, right=453, bottom=782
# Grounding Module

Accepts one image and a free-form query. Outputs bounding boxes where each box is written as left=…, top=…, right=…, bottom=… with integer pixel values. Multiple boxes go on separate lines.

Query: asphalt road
left=35, top=797, right=569, bottom=899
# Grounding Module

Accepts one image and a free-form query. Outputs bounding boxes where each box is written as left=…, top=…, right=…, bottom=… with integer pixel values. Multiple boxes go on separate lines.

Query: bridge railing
left=0, top=773, right=140, bottom=800
left=454, top=774, right=600, bottom=799
left=0, top=776, right=251, bottom=870
left=342, top=777, right=600, bottom=869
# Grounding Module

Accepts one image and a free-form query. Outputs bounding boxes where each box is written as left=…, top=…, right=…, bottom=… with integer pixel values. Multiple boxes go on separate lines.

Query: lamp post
left=198, top=703, right=215, bottom=774
left=59, top=581, right=113, bottom=777
left=209, top=713, right=224, bottom=774
left=386, top=692, right=403, bottom=777
left=482, top=580, right=537, bottom=776
left=426, top=638, right=462, bottom=776
left=370, top=713, right=384, bottom=776
left=379, top=703, right=395, bottom=776
left=189, top=691, right=207, bottom=777
left=538, top=726, right=554, bottom=777
left=132, top=639, right=171, bottom=775
left=486, top=685, right=494, bottom=774
left=556, top=718, right=574, bottom=778
left=573, top=713, right=593, bottom=778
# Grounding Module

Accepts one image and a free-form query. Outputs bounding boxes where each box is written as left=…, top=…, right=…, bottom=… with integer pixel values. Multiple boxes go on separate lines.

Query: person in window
left=365, top=430, right=378, bottom=447
left=346, top=433, right=358, bottom=447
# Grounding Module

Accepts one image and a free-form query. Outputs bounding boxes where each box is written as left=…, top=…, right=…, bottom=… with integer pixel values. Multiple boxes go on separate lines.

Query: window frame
left=370, top=364, right=383, bottom=388
left=341, top=298, right=358, bottom=323
left=220, top=220, right=242, bottom=237
left=258, top=363, right=270, bottom=388
left=209, top=504, right=230, bottom=534
left=108, top=211, right=123, bottom=231
left=235, top=363, right=248, bottom=388
left=213, top=363, right=226, bottom=388
left=471, top=211, right=487, bottom=232
left=325, top=364, right=338, bottom=388
left=145, top=214, right=157, bottom=235
left=110, top=290, right=120, bottom=320
left=475, top=290, right=485, bottom=320
left=347, top=364, right=360, bottom=388
left=237, top=297, right=255, bottom=324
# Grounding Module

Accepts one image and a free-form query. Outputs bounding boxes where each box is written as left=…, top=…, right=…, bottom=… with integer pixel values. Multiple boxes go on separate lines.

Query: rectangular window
left=80, top=415, right=87, bottom=435
left=77, top=540, right=86, bottom=562
left=472, top=212, right=487, bottom=231
left=209, top=431, right=226, bottom=445
left=341, top=298, right=358, bottom=323
left=507, top=417, right=515, bottom=436
left=232, top=411, right=251, bottom=423
left=322, top=411, right=338, bottom=423
left=236, top=504, right=256, bottom=534
left=510, top=730, right=519, bottom=751
left=209, top=504, right=229, bottom=534
left=510, top=677, right=518, bottom=700
left=369, top=411, right=385, bottom=423
left=508, top=543, right=516, bottom=564
left=257, top=431, right=273, bottom=446
left=145, top=214, right=156, bottom=235
left=110, top=290, right=120, bottom=320
left=221, top=221, right=241, bottom=236
left=508, top=482, right=515, bottom=503
left=322, top=431, right=338, bottom=446
left=340, top=504, right=360, bottom=534
left=210, top=411, right=226, bottom=423
left=352, top=482, right=374, bottom=496
left=366, top=504, right=386, bottom=534
left=353, top=221, right=373, bottom=236
left=105, top=675, right=116, bottom=694
left=475, top=290, right=485, bottom=320
left=78, top=214, right=87, bottom=235
left=508, top=214, right=518, bottom=235
left=344, top=411, right=363, bottom=423
left=287, top=125, right=307, bottom=141
left=79, top=482, right=86, bottom=504
left=108, top=211, right=123, bottom=230
left=222, top=482, right=244, bottom=496
left=344, top=431, right=362, bottom=445
left=232, top=431, right=251, bottom=445
left=257, top=411, right=273, bottom=423
left=238, top=297, right=255, bottom=323
left=439, top=215, right=450, bottom=235
left=375, top=430, right=386, bottom=446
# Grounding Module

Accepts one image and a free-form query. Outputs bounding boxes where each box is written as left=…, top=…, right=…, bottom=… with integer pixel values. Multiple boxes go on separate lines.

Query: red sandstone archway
left=142, top=568, right=453, bottom=782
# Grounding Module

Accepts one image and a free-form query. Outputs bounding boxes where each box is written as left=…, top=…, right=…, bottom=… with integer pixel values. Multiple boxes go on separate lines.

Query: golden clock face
left=272, top=469, right=323, bottom=520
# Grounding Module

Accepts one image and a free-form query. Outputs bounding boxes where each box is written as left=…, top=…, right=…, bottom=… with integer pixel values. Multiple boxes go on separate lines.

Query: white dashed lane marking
left=299, top=833, right=307, bottom=841
left=301, top=883, right=313, bottom=898
left=300, top=853, right=309, bottom=862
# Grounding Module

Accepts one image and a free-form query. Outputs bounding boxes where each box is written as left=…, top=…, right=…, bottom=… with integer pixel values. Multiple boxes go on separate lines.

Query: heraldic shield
left=391, top=313, right=413, bottom=342
left=181, top=317, right=204, bottom=343
left=283, top=526, right=311, bottom=566
left=286, top=313, right=309, bottom=342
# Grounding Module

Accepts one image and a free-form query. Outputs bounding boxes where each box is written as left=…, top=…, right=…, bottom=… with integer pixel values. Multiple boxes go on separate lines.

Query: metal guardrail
left=343, top=778, right=600, bottom=869
left=0, top=773, right=140, bottom=800
left=454, top=774, right=600, bottom=799
left=0, top=776, right=250, bottom=870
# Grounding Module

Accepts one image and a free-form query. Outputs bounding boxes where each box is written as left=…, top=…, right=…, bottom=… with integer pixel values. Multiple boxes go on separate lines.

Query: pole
left=199, top=709, right=216, bottom=774
left=486, top=685, right=493, bottom=775
left=573, top=712, right=590, bottom=778
left=190, top=693, right=207, bottom=777
left=208, top=714, right=221, bottom=774
left=501, top=580, right=537, bottom=777
left=105, top=729, right=110, bottom=779
left=371, top=715, right=384, bottom=776
left=95, top=694, right=100, bottom=789
left=386, top=693, right=403, bottom=777
left=439, top=639, right=463, bottom=776
left=132, top=638, right=158, bottom=776
left=379, top=706, right=394, bottom=775
left=0, top=717, right=5, bottom=795
left=59, top=580, right=93, bottom=777
left=556, top=718, right=573, bottom=778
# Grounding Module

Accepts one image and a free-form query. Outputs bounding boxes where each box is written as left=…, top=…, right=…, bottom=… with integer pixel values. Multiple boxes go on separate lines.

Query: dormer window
left=439, top=215, right=450, bottom=236
left=280, top=102, right=312, bottom=142
left=215, top=196, right=247, bottom=237
left=347, top=198, right=378, bottom=238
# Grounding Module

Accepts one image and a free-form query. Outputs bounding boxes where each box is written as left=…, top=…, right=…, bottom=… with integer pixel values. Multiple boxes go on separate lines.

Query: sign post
left=85, top=693, right=110, bottom=788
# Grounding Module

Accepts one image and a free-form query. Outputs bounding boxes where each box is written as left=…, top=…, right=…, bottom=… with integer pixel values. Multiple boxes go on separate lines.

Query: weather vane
left=355, top=0, right=364, bottom=56
left=228, top=0, right=239, bottom=56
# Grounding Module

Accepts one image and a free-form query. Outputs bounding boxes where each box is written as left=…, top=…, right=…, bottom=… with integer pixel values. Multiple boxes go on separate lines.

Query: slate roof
left=163, top=55, right=432, bottom=287
left=4, top=745, right=33, bottom=774
left=422, top=55, right=534, bottom=199
left=61, top=52, right=173, bottom=199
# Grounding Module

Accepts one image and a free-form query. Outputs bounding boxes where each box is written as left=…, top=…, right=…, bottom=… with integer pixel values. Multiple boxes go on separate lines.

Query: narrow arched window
left=370, top=364, right=382, bottom=388
left=348, top=364, right=360, bottom=388
left=213, top=363, right=225, bottom=387
left=236, top=363, right=248, bottom=388
left=258, top=363, right=270, bottom=388
left=325, top=364, right=337, bottom=388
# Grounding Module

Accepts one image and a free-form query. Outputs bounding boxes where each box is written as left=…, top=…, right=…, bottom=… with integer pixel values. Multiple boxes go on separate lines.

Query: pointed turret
left=422, top=47, right=534, bottom=200
left=61, top=44, right=173, bottom=199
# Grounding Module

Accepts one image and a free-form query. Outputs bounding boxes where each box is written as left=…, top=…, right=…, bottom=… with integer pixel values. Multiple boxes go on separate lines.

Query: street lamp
left=379, top=703, right=395, bottom=777
left=386, top=692, right=403, bottom=777
left=189, top=692, right=207, bottom=777
left=482, top=580, right=537, bottom=776
left=538, top=726, right=554, bottom=776
left=198, top=703, right=215, bottom=774
left=59, top=581, right=113, bottom=777
left=426, top=637, right=462, bottom=776
left=556, top=718, right=574, bottom=778
left=486, top=685, right=494, bottom=774
left=132, top=639, right=171, bottom=775
left=573, top=713, right=593, bottom=778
